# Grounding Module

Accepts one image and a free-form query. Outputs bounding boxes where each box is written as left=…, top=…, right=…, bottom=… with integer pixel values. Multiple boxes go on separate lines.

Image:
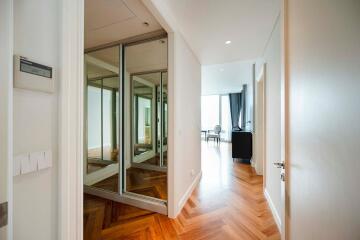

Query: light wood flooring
left=84, top=142, right=280, bottom=240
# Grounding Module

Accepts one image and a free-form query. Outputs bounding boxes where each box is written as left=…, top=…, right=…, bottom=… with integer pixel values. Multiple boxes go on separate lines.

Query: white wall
left=13, top=0, right=59, bottom=239
left=255, top=16, right=282, bottom=229
left=0, top=0, right=13, bottom=239
left=143, top=0, right=202, bottom=218
left=201, top=61, right=253, bottom=96
left=287, top=1, right=360, bottom=239
left=172, top=32, right=202, bottom=216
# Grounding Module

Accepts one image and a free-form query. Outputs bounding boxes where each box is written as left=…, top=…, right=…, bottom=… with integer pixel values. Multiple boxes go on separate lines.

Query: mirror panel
left=87, top=84, right=102, bottom=165
left=124, top=38, right=168, bottom=201
left=84, top=46, right=120, bottom=193
left=84, top=38, right=168, bottom=202
left=133, top=77, right=155, bottom=161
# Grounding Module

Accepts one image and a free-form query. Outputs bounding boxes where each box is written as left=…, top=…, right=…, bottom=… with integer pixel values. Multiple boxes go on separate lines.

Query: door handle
left=273, top=162, right=284, bottom=169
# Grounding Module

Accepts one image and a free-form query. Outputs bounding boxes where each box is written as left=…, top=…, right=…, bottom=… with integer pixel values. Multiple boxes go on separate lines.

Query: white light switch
left=20, top=154, right=32, bottom=174
left=15, top=150, right=52, bottom=176
left=30, top=152, right=42, bottom=172
left=38, top=150, right=52, bottom=170
left=13, top=155, right=24, bottom=176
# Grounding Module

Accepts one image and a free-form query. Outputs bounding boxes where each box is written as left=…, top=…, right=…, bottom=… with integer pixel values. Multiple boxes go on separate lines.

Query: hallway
left=84, top=142, right=280, bottom=240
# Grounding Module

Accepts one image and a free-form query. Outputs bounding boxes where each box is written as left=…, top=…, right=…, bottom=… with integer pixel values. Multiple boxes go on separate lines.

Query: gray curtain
left=241, top=84, right=247, bottom=129
left=229, top=92, right=242, bottom=131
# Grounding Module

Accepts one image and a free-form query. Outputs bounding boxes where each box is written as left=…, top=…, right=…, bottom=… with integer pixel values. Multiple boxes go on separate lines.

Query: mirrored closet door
left=124, top=38, right=168, bottom=201
left=84, top=37, right=168, bottom=214
left=84, top=46, right=120, bottom=193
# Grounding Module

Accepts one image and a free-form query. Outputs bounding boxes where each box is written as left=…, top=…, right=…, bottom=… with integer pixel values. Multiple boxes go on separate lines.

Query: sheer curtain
left=201, top=95, right=220, bottom=131
left=201, top=95, right=232, bottom=142
left=220, top=95, right=232, bottom=142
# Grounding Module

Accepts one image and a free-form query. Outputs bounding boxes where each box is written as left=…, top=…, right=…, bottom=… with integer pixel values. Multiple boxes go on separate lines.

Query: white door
left=0, top=0, right=13, bottom=239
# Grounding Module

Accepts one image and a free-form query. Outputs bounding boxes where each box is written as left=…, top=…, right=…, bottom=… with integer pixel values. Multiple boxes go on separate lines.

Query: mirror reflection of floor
left=91, top=167, right=167, bottom=201
left=142, top=155, right=167, bottom=166
left=87, top=161, right=116, bottom=174
left=87, top=146, right=119, bottom=173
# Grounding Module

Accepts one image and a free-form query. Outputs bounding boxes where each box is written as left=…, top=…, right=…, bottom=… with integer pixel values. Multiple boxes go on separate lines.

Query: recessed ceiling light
left=225, top=40, right=232, bottom=45
left=143, top=22, right=150, bottom=27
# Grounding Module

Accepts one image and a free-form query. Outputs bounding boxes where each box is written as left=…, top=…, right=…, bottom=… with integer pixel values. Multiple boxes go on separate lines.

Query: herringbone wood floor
left=84, top=142, right=280, bottom=240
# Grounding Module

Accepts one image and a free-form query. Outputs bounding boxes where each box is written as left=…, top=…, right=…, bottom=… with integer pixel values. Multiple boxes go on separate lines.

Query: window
left=201, top=95, right=232, bottom=142
left=221, top=95, right=232, bottom=141
left=201, top=95, right=220, bottom=130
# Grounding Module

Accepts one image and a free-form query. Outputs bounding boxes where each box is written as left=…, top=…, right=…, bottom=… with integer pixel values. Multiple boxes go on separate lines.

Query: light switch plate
left=13, top=155, right=22, bottom=176
left=20, top=154, right=31, bottom=174
left=39, top=150, right=52, bottom=170
left=29, top=152, right=42, bottom=172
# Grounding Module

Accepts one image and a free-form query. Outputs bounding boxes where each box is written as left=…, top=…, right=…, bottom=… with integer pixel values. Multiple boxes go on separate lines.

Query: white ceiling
left=201, top=60, right=253, bottom=96
left=164, top=0, right=281, bottom=64
left=85, top=0, right=163, bottom=49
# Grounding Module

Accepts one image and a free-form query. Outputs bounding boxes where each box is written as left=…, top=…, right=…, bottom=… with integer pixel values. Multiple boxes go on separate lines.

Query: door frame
left=58, top=0, right=84, bottom=239
left=280, top=0, right=290, bottom=239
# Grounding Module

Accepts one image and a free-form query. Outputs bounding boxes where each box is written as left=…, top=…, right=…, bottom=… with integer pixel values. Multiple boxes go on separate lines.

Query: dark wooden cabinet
left=232, top=131, right=252, bottom=161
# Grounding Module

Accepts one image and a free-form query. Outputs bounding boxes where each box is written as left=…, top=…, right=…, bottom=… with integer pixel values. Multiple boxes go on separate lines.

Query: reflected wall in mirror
left=84, top=46, right=120, bottom=193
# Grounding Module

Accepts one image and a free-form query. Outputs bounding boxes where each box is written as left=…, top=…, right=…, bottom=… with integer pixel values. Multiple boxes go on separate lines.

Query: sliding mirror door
left=124, top=38, right=168, bottom=201
left=84, top=46, right=120, bottom=193
left=84, top=37, right=168, bottom=213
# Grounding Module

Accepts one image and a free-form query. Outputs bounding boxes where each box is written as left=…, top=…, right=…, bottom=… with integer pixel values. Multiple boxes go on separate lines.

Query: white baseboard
left=264, top=188, right=281, bottom=232
left=175, top=171, right=202, bottom=216
left=251, top=158, right=256, bottom=168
